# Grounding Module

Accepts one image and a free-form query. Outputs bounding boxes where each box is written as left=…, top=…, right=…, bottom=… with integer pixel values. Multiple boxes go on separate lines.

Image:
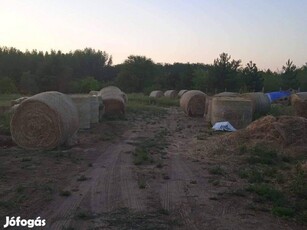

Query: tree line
left=0, top=46, right=306, bottom=95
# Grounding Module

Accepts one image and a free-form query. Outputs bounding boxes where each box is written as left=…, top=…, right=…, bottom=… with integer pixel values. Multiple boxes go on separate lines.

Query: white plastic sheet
left=212, top=121, right=237, bottom=132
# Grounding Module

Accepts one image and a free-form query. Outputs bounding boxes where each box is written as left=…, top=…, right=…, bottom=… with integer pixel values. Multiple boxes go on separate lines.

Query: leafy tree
left=210, top=53, right=242, bottom=92
left=242, top=61, right=263, bottom=92
left=19, top=71, right=38, bottom=94
left=281, top=59, right=299, bottom=90
left=116, top=55, right=156, bottom=92
left=297, top=63, right=307, bottom=91
left=262, top=69, right=282, bottom=92
left=71, top=76, right=101, bottom=93
left=0, top=76, right=18, bottom=94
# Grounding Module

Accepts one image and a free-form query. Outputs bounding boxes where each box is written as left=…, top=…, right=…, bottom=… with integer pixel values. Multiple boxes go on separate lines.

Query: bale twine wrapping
left=180, top=90, right=206, bottom=116
left=10, top=91, right=79, bottom=150
left=89, top=96, right=99, bottom=124
left=149, top=90, right=163, bottom=98
left=242, top=92, right=270, bottom=115
left=204, top=96, right=212, bottom=122
left=164, top=90, right=178, bottom=98
left=211, top=96, right=253, bottom=129
left=214, top=92, right=240, bottom=97
left=178, top=90, right=188, bottom=98
left=69, top=95, right=91, bottom=129
left=99, top=86, right=127, bottom=103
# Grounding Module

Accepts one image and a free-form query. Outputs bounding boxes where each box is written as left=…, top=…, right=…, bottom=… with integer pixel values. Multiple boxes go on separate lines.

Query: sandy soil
left=0, top=107, right=305, bottom=229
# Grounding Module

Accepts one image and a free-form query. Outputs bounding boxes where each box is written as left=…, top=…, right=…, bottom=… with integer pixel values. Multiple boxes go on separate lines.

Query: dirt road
left=1, top=107, right=304, bottom=229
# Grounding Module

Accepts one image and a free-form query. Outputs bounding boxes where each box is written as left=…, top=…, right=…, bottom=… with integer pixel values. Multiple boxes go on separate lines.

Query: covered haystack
left=10, top=91, right=79, bottom=150
left=211, top=96, right=253, bottom=129
left=178, top=90, right=188, bottom=98
left=214, top=92, right=239, bottom=97
left=242, top=92, right=270, bottom=115
left=149, top=90, right=163, bottom=98
left=164, top=90, right=177, bottom=98
left=99, top=86, right=127, bottom=103
left=180, top=90, right=206, bottom=116
left=244, top=115, right=307, bottom=146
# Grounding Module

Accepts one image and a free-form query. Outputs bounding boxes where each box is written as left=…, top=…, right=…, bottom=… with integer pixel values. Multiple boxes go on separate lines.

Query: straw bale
left=100, top=93, right=125, bottom=115
left=211, top=96, right=253, bottom=129
left=178, top=90, right=188, bottom=98
left=149, top=90, right=163, bottom=98
left=164, top=90, right=178, bottom=98
left=10, top=91, right=79, bottom=150
left=180, top=90, right=206, bottom=116
left=242, top=92, right=270, bottom=115
left=69, top=95, right=91, bottom=129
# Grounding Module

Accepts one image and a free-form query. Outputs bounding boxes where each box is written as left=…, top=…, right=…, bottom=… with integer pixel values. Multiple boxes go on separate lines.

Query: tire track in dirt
left=38, top=130, right=146, bottom=230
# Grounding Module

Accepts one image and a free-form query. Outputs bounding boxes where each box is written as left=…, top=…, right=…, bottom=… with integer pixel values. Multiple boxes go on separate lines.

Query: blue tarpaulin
left=265, top=91, right=291, bottom=103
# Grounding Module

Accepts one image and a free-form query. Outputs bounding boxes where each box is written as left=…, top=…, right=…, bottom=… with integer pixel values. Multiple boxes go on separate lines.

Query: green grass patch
left=208, top=165, right=225, bottom=175
left=0, top=94, right=21, bottom=106
left=133, top=147, right=153, bottom=165
left=268, top=104, right=295, bottom=117
left=0, top=111, right=11, bottom=135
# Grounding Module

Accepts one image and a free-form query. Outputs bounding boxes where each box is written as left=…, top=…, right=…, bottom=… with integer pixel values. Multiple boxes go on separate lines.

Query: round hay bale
left=211, top=96, right=253, bottom=129
left=178, top=90, right=188, bottom=98
left=10, top=91, right=79, bottom=150
left=99, top=86, right=127, bottom=103
left=214, top=92, right=240, bottom=97
left=164, top=90, right=177, bottom=98
left=204, top=96, right=212, bottom=122
left=69, top=95, right=91, bottom=129
left=242, top=92, right=270, bottom=115
left=180, top=90, right=206, bottom=117
left=149, top=90, right=163, bottom=98
left=89, top=90, right=99, bottom=96
left=100, top=93, right=125, bottom=115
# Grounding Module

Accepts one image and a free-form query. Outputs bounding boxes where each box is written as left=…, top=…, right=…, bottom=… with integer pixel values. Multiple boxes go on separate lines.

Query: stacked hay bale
left=99, top=86, right=126, bottom=115
left=149, top=90, right=163, bottom=98
left=211, top=96, right=253, bottom=129
left=164, top=90, right=177, bottom=98
left=69, top=95, right=91, bottom=129
left=242, top=92, right=271, bottom=115
left=291, top=93, right=307, bottom=118
left=10, top=91, right=79, bottom=150
left=180, top=90, right=206, bottom=117
left=178, top=90, right=188, bottom=98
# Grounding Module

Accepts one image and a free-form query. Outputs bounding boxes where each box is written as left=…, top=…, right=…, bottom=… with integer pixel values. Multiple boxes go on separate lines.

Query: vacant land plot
left=0, top=95, right=305, bottom=229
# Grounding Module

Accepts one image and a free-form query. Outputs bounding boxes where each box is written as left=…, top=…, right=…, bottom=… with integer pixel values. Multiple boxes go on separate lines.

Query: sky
left=1, top=0, right=307, bottom=70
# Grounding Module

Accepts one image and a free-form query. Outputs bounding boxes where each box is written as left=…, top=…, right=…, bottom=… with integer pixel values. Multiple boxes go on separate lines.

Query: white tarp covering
left=212, top=121, right=237, bottom=132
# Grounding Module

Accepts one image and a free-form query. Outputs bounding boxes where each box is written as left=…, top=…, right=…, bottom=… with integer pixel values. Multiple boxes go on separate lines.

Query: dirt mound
left=244, top=115, right=307, bottom=146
